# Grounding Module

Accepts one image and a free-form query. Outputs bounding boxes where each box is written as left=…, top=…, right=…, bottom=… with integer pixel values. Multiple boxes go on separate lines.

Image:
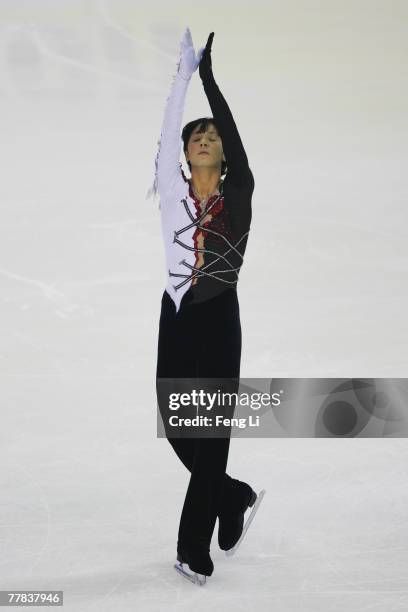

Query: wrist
left=201, top=71, right=215, bottom=83
left=178, top=69, right=192, bottom=82
left=200, top=66, right=214, bottom=80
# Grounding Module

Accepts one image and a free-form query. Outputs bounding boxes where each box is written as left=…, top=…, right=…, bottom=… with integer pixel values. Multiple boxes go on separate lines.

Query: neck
left=190, top=166, right=222, bottom=199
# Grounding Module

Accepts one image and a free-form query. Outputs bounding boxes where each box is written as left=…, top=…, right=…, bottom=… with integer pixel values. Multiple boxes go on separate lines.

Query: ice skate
left=174, top=553, right=207, bottom=586
left=173, top=546, right=213, bottom=586
left=219, top=482, right=258, bottom=550
left=225, top=489, right=266, bottom=556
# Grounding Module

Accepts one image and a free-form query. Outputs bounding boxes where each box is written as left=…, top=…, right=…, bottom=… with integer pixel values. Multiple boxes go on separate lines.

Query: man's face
left=186, top=124, right=226, bottom=170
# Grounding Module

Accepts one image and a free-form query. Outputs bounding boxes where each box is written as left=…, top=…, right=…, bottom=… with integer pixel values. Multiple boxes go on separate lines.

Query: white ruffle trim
left=146, top=47, right=185, bottom=210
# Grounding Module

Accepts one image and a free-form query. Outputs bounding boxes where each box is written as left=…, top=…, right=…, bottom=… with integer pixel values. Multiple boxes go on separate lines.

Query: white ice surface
left=1, top=2, right=408, bottom=611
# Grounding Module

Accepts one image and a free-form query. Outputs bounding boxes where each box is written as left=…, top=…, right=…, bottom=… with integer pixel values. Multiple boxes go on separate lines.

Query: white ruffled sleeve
left=146, top=61, right=191, bottom=209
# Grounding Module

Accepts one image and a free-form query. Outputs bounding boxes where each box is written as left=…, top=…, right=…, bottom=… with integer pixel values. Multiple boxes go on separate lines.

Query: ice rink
left=1, top=1, right=408, bottom=610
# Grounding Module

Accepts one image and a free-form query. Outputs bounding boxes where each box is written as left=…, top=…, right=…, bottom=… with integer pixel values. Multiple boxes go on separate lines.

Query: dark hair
left=181, top=117, right=227, bottom=176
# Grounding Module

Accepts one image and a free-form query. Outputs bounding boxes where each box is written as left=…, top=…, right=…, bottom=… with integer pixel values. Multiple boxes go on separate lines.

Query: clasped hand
left=178, top=27, right=214, bottom=81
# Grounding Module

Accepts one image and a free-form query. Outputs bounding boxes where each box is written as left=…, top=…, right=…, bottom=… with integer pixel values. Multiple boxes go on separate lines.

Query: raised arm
left=146, top=28, right=204, bottom=203
left=199, top=33, right=252, bottom=187
left=156, top=70, right=190, bottom=197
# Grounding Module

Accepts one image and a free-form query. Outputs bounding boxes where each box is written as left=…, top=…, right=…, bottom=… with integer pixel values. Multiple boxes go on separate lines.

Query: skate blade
left=174, top=561, right=207, bottom=586
left=225, top=489, right=266, bottom=557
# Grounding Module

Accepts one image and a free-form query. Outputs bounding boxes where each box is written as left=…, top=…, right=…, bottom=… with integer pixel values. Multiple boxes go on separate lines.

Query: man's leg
left=176, top=289, right=243, bottom=550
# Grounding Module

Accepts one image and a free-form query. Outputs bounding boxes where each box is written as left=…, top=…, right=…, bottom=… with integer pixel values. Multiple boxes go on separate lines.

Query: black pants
left=156, top=287, right=242, bottom=553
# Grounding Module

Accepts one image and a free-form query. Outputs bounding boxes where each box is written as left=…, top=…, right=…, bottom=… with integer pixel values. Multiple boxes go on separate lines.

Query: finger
left=197, top=46, right=205, bottom=62
left=185, top=27, right=193, bottom=46
left=206, top=32, right=214, bottom=51
left=180, top=27, right=191, bottom=51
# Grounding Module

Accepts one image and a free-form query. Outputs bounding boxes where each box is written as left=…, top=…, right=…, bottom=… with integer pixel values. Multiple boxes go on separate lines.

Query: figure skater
left=148, top=27, right=265, bottom=586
